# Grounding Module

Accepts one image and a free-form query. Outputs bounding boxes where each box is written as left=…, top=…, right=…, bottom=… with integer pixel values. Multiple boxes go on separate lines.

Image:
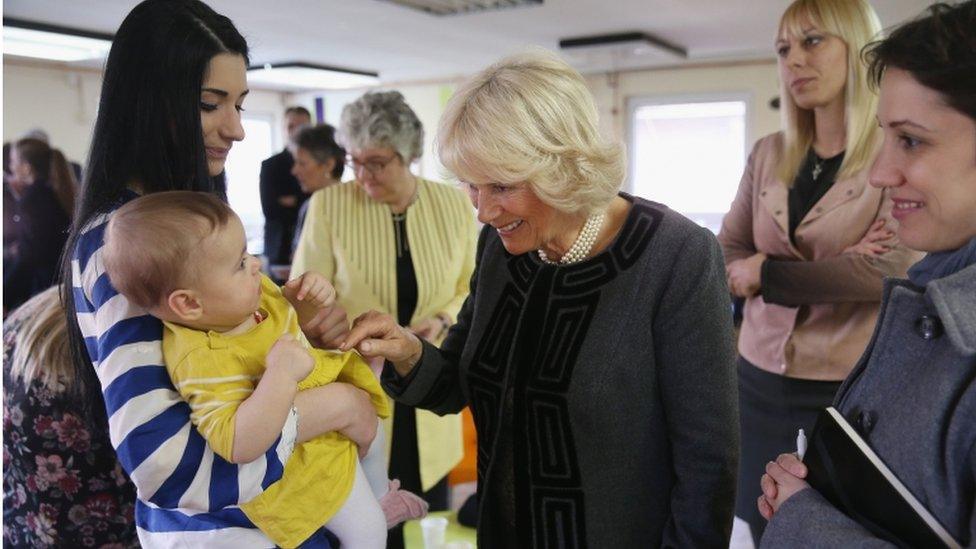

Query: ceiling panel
left=2, top=0, right=934, bottom=83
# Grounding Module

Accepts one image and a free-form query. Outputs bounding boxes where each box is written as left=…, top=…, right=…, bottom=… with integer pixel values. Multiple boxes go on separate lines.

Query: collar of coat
left=924, top=262, right=976, bottom=356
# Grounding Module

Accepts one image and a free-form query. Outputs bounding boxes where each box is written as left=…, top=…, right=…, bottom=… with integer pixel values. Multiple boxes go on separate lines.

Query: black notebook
left=804, top=406, right=961, bottom=549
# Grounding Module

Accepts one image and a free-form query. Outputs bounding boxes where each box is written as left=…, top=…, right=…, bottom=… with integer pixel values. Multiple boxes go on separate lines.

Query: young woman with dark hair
left=4, top=138, right=75, bottom=312
left=759, top=2, right=976, bottom=546
left=61, top=1, right=377, bottom=546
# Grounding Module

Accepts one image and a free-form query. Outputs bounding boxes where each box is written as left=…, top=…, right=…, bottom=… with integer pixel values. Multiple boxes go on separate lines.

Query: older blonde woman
left=717, top=0, right=921, bottom=543
left=342, top=51, right=738, bottom=547
left=291, top=91, right=476, bottom=548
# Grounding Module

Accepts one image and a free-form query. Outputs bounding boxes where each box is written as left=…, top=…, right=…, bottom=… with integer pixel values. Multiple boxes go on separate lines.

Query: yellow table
left=403, top=510, right=477, bottom=548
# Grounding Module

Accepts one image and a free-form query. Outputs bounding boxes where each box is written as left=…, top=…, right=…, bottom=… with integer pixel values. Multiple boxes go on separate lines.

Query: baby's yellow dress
left=162, top=274, right=390, bottom=548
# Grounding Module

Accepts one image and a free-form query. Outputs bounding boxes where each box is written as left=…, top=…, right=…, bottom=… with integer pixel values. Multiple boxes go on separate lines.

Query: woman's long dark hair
left=59, top=0, right=249, bottom=416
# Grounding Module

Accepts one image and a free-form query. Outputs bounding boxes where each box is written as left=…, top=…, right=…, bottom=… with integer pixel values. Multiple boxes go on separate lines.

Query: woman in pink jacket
left=717, top=0, right=918, bottom=543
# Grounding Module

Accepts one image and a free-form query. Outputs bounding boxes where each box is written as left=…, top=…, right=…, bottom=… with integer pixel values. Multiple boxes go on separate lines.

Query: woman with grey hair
left=292, top=90, right=477, bottom=549
left=342, top=51, right=738, bottom=547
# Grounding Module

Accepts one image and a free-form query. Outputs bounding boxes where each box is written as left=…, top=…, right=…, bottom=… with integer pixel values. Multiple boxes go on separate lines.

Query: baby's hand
left=282, top=272, right=337, bottom=311
left=282, top=272, right=338, bottom=333
left=266, top=334, right=314, bottom=383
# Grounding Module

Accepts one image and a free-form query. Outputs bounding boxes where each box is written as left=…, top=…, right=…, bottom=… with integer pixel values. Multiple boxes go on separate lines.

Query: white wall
left=586, top=60, right=781, bottom=155
left=4, top=58, right=781, bottom=182
left=3, top=63, right=103, bottom=164
left=288, top=61, right=781, bottom=188
left=2, top=60, right=291, bottom=166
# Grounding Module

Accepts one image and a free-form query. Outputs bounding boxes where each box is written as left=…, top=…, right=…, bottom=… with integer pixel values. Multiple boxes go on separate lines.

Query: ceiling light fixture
left=558, top=31, right=687, bottom=73
left=247, top=62, right=380, bottom=91
left=559, top=31, right=686, bottom=59
left=381, top=0, right=542, bottom=16
left=3, top=18, right=113, bottom=62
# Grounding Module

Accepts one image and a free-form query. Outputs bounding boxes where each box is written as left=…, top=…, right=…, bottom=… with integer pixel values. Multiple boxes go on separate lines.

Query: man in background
left=260, top=106, right=312, bottom=279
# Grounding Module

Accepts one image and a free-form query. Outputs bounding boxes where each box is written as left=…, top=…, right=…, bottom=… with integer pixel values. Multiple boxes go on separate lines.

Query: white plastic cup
left=420, top=516, right=448, bottom=549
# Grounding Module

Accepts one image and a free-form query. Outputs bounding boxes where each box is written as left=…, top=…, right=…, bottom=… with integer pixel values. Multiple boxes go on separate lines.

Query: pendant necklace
left=812, top=155, right=825, bottom=181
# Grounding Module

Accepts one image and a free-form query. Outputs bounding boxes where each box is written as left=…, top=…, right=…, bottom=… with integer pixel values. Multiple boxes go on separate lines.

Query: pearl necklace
left=537, top=211, right=607, bottom=265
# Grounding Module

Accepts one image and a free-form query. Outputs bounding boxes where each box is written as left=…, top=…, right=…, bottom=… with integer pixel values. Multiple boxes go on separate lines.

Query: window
left=225, top=114, right=275, bottom=255
left=628, top=97, right=747, bottom=233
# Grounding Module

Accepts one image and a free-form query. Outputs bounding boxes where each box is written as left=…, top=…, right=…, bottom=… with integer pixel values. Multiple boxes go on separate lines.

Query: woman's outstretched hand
left=341, top=310, right=423, bottom=377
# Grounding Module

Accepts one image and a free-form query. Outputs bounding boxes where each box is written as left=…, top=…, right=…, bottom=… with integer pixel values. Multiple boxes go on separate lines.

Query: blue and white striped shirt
left=72, top=202, right=300, bottom=548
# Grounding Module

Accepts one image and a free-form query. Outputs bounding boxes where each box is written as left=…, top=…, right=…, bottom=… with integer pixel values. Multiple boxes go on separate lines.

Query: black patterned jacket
left=384, top=195, right=739, bottom=548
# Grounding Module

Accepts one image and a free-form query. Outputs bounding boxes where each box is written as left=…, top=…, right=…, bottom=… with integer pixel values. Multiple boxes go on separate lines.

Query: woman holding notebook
left=758, top=2, right=976, bottom=546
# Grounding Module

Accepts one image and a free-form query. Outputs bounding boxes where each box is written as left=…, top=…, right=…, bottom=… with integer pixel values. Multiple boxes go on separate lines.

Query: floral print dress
left=3, top=315, right=138, bottom=548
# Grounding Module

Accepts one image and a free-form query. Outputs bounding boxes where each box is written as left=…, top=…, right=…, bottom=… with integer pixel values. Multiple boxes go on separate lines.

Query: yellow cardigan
left=292, top=178, right=478, bottom=490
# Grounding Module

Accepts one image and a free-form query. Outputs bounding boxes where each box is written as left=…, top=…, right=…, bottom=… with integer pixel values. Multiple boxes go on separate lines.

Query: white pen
left=796, top=428, right=807, bottom=460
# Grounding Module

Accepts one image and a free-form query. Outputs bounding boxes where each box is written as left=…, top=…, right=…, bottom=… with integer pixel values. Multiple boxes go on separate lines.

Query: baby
left=102, top=191, right=426, bottom=548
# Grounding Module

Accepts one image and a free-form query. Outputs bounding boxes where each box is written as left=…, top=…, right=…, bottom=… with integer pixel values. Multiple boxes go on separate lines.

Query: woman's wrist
left=394, top=332, right=424, bottom=377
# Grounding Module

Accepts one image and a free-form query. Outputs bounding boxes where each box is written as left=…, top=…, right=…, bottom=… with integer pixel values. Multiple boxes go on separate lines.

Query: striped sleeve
left=71, top=207, right=298, bottom=545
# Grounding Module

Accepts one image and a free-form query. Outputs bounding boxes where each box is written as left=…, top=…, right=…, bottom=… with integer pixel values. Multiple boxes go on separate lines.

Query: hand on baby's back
left=266, top=334, right=314, bottom=382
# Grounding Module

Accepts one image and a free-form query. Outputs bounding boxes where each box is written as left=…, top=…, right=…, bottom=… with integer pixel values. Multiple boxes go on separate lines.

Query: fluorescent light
left=247, top=63, right=379, bottom=91
left=3, top=21, right=112, bottom=62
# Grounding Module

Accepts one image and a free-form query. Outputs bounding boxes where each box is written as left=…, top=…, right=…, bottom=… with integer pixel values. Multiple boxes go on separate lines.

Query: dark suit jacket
left=259, top=149, right=307, bottom=264
left=3, top=180, right=70, bottom=311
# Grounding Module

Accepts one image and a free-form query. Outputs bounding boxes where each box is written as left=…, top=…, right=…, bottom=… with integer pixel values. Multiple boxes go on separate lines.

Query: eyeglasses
left=345, top=153, right=399, bottom=176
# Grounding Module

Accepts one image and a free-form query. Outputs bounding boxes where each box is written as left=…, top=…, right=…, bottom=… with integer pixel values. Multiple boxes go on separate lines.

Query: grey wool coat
left=383, top=195, right=739, bottom=548
left=762, top=261, right=976, bottom=548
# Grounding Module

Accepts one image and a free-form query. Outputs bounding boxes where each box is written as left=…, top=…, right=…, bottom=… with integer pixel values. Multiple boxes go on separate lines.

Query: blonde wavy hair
left=6, top=287, right=71, bottom=391
left=437, top=49, right=624, bottom=215
left=776, top=0, right=883, bottom=183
